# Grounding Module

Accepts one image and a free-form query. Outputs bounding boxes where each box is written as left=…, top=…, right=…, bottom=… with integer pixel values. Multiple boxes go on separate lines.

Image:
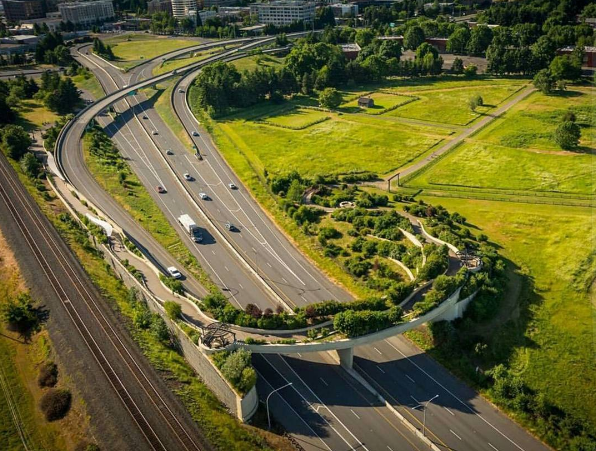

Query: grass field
left=103, top=34, right=198, bottom=70
left=409, top=140, right=595, bottom=195
left=16, top=99, right=59, bottom=131
left=412, top=196, right=596, bottom=434
left=215, top=102, right=447, bottom=177
left=405, top=86, right=596, bottom=196
left=341, top=91, right=414, bottom=113
left=261, top=107, right=329, bottom=128
left=474, top=88, right=595, bottom=152
left=73, top=72, right=105, bottom=99
left=231, top=54, right=285, bottom=72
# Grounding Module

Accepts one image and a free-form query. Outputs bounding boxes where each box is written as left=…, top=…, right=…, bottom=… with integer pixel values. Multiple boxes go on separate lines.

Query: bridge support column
left=337, top=347, right=354, bottom=369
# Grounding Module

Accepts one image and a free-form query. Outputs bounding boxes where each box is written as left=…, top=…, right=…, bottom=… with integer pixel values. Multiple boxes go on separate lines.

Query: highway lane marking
left=351, top=409, right=360, bottom=420
left=211, top=250, right=215, bottom=255
left=444, top=407, right=455, bottom=416
left=376, top=366, right=385, bottom=374
left=319, top=378, right=328, bottom=386
left=488, top=443, right=499, bottom=451
left=277, top=356, right=371, bottom=451
left=254, top=367, right=332, bottom=451
left=224, top=266, right=229, bottom=272
left=410, top=395, right=420, bottom=404
left=383, top=339, right=527, bottom=451
left=266, top=262, right=272, bottom=268
left=387, top=447, right=394, bottom=451
left=374, top=347, right=382, bottom=355
left=450, top=429, right=462, bottom=441
left=239, top=284, right=243, bottom=289
left=259, top=356, right=357, bottom=450
left=405, top=374, right=416, bottom=383
left=282, top=278, right=288, bottom=283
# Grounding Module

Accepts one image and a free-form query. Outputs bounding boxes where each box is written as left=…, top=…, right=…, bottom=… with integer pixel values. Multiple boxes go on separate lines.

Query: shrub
left=39, top=389, right=71, bottom=421
left=38, top=362, right=58, bottom=388
left=554, top=121, right=581, bottom=150
left=159, top=274, right=184, bottom=295
left=1, top=293, right=39, bottom=333
left=219, top=349, right=256, bottom=394
left=334, top=306, right=403, bottom=338
left=319, top=226, right=341, bottom=240
left=150, top=316, right=171, bottom=343
left=202, top=293, right=228, bottom=311
left=164, top=301, right=182, bottom=319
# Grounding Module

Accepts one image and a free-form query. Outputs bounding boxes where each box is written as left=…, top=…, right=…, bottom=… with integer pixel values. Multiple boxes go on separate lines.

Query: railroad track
left=0, top=154, right=210, bottom=451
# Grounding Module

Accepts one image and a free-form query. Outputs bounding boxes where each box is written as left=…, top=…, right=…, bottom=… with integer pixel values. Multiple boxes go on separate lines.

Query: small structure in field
left=358, top=96, right=375, bottom=108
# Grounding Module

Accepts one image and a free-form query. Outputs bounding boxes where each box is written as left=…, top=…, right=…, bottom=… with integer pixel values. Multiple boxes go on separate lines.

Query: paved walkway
left=381, top=86, right=535, bottom=187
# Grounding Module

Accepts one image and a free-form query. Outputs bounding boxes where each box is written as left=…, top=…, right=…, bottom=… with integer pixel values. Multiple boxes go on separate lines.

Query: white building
left=58, top=0, right=114, bottom=25
left=330, top=2, right=357, bottom=18
left=171, top=0, right=197, bottom=19
left=250, top=1, right=315, bottom=26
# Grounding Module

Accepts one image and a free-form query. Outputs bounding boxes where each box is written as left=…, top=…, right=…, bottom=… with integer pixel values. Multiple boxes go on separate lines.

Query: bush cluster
left=212, top=349, right=257, bottom=395
left=38, top=362, right=58, bottom=388
left=334, top=306, right=403, bottom=338
left=40, top=388, right=72, bottom=422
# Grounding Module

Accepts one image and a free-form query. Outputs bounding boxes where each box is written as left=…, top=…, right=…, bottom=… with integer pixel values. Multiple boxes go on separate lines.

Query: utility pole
left=422, top=395, right=439, bottom=437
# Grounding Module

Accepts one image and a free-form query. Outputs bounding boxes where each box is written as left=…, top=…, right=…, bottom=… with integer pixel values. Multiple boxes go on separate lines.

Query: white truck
left=178, top=214, right=203, bottom=243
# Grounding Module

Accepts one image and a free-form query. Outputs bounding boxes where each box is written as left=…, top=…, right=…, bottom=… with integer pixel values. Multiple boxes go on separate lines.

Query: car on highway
left=152, top=130, right=158, bottom=135
left=143, top=115, right=148, bottom=119
left=178, top=88, right=184, bottom=93
left=166, top=149, right=174, bottom=155
left=167, top=267, right=182, bottom=279
left=183, top=173, right=193, bottom=181
left=156, top=185, right=166, bottom=193
left=199, top=192, right=209, bottom=200
left=225, top=222, right=236, bottom=231
left=192, top=131, right=199, bottom=137
left=228, top=183, right=237, bottom=190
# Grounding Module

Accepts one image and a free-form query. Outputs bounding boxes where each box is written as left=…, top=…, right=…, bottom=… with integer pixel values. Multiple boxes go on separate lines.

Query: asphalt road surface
left=70, top=42, right=549, bottom=451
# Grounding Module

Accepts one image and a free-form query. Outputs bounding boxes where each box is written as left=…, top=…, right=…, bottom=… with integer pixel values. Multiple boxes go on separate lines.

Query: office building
left=1, top=0, right=45, bottom=22
left=58, top=0, right=115, bottom=25
left=250, top=1, right=315, bottom=26
left=170, top=0, right=196, bottom=18
left=147, top=0, right=171, bottom=14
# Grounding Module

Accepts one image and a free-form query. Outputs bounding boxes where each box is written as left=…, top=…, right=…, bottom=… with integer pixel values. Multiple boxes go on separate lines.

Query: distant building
left=198, top=9, right=216, bottom=23
left=557, top=46, right=596, bottom=68
left=203, top=0, right=235, bottom=8
left=218, top=5, right=250, bottom=17
left=21, top=17, right=63, bottom=31
left=171, top=0, right=196, bottom=18
left=330, top=2, right=357, bottom=18
left=58, top=0, right=115, bottom=25
left=250, top=1, right=315, bottom=26
left=147, top=0, right=171, bottom=14
left=340, top=42, right=360, bottom=60
left=425, top=37, right=448, bottom=53
left=1, top=0, right=45, bottom=22
left=358, top=96, right=374, bottom=108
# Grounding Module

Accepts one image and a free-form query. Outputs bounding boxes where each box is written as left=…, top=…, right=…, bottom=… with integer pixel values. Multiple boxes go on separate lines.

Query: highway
left=67, top=39, right=550, bottom=451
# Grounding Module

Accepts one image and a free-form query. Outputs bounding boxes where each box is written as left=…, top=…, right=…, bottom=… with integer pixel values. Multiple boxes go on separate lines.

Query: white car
left=178, top=88, right=184, bottom=93
left=199, top=192, right=208, bottom=200
left=152, top=130, right=158, bottom=135
left=184, top=173, right=193, bottom=181
left=167, top=266, right=182, bottom=279
left=228, top=183, right=237, bottom=190
left=192, top=131, right=199, bottom=137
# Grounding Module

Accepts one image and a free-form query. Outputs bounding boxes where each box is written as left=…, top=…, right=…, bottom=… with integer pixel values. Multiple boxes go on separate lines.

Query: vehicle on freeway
left=178, top=88, right=184, bottom=93
left=143, top=115, right=148, bottom=119
left=167, top=266, right=182, bottom=279
left=178, top=214, right=203, bottom=243
left=183, top=173, right=193, bottom=181
left=228, top=183, right=237, bottom=190
left=156, top=185, right=166, bottom=193
left=225, top=222, right=236, bottom=231
left=166, top=149, right=174, bottom=155
left=199, top=192, right=209, bottom=200
left=195, top=152, right=202, bottom=161
left=152, top=130, right=158, bottom=135
left=192, top=131, right=199, bottom=137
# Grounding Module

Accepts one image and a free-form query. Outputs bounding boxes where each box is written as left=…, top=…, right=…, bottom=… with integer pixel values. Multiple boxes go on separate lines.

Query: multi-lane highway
left=66, top=38, right=550, bottom=451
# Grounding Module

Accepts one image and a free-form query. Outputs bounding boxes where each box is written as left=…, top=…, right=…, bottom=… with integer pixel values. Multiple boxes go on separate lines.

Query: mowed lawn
left=410, top=140, right=595, bottom=194
left=384, top=80, right=527, bottom=126
left=103, top=34, right=198, bottom=69
left=475, top=87, right=596, bottom=152
left=152, top=46, right=230, bottom=76
left=419, top=196, right=596, bottom=430
left=341, top=91, right=414, bottom=113
left=231, top=54, right=285, bottom=72
left=216, top=106, right=445, bottom=176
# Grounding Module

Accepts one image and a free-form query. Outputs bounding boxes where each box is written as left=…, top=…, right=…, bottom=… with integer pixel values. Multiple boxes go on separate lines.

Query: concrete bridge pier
left=337, top=347, right=354, bottom=369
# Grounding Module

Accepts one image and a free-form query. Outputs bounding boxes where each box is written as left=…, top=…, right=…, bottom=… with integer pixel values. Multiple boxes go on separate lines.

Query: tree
left=20, top=152, right=41, bottom=179
left=554, top=121, right=581, bottom=150
left=318, top=87, right=342, bottom=109
left=466, top=25, right=493, bottom=55
left=164, top=301, right=182, bottom=319
left=39, top=389, right=71, bottom=421
left=286, top=178, right=304, bottom=203
left=355, top=28, right=374, bottom=48
left=44, top=77, right=81, bottom=114
left=549, top=55, right=582, bottom=81
left=0, top=95, right=16, bottom=124
left=533, top=69, right=555, bottom=94
left=404, top=25, right=425, bottom=51
left=469, top=94, right=483, bottom=112
left=447, top=27, right=471, bottom=54
left=451, top=57, right=464, bottom=74
left=464, top=64, right=478, bottom=77
left=1, top=125, right=32, bottom=160
left=1, top=293, right=38, bottom=331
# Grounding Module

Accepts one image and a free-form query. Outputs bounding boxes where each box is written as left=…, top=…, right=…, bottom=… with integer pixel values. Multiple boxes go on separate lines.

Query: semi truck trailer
left=178, top=214, right=203, bottom=243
